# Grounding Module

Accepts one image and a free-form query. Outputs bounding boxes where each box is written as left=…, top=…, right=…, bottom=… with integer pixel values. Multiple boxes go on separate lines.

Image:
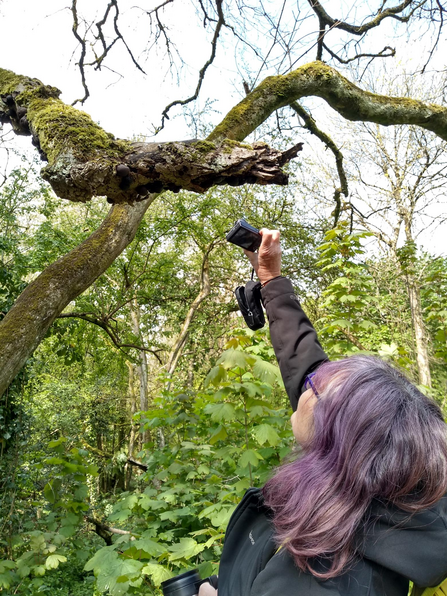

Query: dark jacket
left=219, top=277, right=447, bottom=596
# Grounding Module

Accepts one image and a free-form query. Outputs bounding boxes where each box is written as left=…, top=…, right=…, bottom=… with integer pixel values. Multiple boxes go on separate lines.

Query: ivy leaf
left=252, top=423, right=280, bottom=446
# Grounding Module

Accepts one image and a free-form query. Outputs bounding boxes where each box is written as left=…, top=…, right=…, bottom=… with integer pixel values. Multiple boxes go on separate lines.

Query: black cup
left=161, top=569, right=201, bottom=596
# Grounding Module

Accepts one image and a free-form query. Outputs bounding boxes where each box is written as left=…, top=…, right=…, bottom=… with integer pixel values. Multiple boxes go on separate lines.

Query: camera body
left=226, top=218, right=262, bottom=252
left=161, top=570, right=217, bottom=596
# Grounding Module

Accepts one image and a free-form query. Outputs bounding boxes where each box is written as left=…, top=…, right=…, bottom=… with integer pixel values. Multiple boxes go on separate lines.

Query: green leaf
left=0, top=570, right=15, bottom=589
left=209, top=425, right=228, bottom=444
left=238, top=449, right=263, bottom=468
left=217, top=349, right=255, bottom=371
left=48, top=437, right=67, bottom=448
left=0, top=561, right=16, bottom=572
left=74, top=485, right=88, bottom=500
left=125, top=538, right=166, bottom=558
left=43, top=478, right=61, bottom=504
left=204, top=402, right=236, bottom=422
left=59, top=525, right=77, bottom=538
left=252, top=423, right=280, bottom=446
left=45, top=554, right=67, bottom=569
left=205, top=365, right=226, bottom=387
left=168, top=538, right=205, bottom=561
left=141, top=563, right=174, bottom=587
left=252, top=358, right=282, bottom=386
left=96, top=559, right=144, bottom=596
left=84, top=546, right=119, bottom=572
left=241, top=382, right=262, bottom=397
left=234, top=478, right=251, bottom=493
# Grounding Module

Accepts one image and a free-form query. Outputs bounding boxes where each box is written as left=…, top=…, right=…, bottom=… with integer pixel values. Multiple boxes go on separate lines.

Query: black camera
left=226, top=218, right=262, bottom=252
left=161, top=569, right=218, bottom=596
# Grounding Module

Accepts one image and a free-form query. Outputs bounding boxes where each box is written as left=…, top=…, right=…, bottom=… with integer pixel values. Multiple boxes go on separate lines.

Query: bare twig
left=156, top=0, right=225, bottom=133
left=71, top=0, right=90, bottom=105
left=290, top=101, right=348, bottom=226
left=322, top=43, right=396, bottom=64
left=57, top=312, right=163, bottom=363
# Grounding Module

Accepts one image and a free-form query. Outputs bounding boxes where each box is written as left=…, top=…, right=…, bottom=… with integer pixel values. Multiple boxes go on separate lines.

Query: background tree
left=1, top=2, right=447, bottom=594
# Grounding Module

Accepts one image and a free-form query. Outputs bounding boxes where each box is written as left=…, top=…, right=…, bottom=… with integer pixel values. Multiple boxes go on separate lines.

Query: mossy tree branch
left=207, top=61, right=447, bottom=144
left=2, top=59, right=447, bottom=397
left=0, top=199, right=153, bottom=398
left=0, top=67, right=302, bottom=204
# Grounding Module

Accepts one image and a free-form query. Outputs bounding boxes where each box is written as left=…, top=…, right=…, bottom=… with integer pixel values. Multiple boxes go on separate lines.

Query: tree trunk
left=0, top=198, right=153, bottom=397
left=407, top=273, right=432, bottom=387
left=167, top=246, right=212, bottom=376
left=130, top=300, right=149, bottom=444
left=125, top=361, right=137, bottom=489
left=3, top=61, right=447, bottom=396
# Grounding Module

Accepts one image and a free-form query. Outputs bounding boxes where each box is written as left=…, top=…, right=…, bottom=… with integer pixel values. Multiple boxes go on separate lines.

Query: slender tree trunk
left=0, top=198, right=153, bottom=397
left=167, top=246, right=212, bottom=376
left=130, top=300, right=149, bottom=444
left=407, top=273, right=432, bottom=387
left=125, top=362, right=137, bottom=488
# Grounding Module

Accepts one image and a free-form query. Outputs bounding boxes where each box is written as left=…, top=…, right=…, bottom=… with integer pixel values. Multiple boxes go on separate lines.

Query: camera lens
left=161, top=569, right=201, bottom=596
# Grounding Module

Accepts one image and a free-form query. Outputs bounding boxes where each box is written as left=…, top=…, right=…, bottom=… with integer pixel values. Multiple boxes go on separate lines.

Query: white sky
left=0, top=0, right=446, bottom=256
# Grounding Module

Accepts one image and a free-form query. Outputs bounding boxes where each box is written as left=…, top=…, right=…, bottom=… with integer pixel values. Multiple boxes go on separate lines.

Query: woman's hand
left=198, top=581, right=218, bottom=596
left=244, top=228, right=281, bottom=285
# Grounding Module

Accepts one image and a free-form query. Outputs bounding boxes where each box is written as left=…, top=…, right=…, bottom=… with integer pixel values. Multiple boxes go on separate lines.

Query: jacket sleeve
left=261, top=277, right=328, bottom=411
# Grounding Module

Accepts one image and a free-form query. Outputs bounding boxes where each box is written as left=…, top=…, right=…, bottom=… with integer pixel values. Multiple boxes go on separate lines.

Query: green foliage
left=82, top=330, right=292, bottom=595
left=315, top=222, right=378, bottom=357
left=0, top=438, right=99, bottom=594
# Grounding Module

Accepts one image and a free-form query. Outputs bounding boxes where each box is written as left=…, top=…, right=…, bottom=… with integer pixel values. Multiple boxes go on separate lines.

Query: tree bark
left=130, top=300, right=149, bottom=444
left=0, top=198, right=153, bottom=397
left=407, top=273, right=432, bottom=387
left=2, top=61, right=447, bottom=396
left=166, top=245, right=212, bottom=376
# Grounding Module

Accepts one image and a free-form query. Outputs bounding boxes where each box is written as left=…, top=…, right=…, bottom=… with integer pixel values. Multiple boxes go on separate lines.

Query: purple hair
left=263, top=355, right=447, bottom=579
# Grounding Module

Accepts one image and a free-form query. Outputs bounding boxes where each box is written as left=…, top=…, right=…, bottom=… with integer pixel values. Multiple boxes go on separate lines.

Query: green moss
left=0, top=69, right=26, bottom=95
left=193, top=140, right=216, bottom=153
left=222, top=139, right=252, bottom=152
left=26, top=95, right=126, bottom=163
left=1, top=68, right=129, bottom=164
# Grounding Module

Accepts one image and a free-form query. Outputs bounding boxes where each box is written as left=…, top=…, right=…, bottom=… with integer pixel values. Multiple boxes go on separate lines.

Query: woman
left=201, top=229, right=447, bottom=596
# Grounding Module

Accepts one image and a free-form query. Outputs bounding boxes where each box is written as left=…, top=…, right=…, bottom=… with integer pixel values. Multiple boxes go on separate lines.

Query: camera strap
left=234, top=278, right=265, bottom=330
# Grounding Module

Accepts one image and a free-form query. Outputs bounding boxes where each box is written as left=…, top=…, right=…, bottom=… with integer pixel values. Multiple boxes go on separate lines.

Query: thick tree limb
left=4, top=63, right=447, bottom=207
left=0, top=199, right=153, bottom=397
left=207, top=61, right=447, bottom=144
left=0, top=67, right=302, bottom=203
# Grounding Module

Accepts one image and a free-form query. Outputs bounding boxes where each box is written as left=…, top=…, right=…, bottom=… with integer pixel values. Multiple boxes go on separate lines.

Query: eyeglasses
left=303, top=372, right=320, bottom=399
